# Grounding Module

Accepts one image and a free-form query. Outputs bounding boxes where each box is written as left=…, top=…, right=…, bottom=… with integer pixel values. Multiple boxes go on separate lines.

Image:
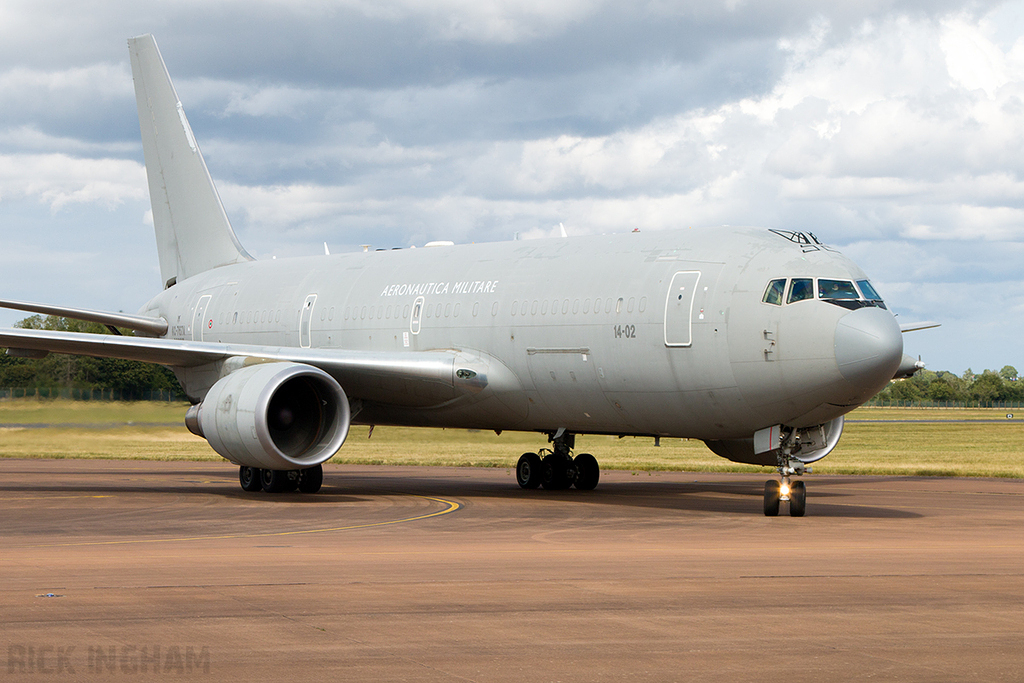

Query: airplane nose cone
left=834, top=307, right=903, bottom=391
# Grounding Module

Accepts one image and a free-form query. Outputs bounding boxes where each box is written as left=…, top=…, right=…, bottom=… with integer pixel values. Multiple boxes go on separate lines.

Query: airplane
left=0, top=34, right=938, bottom=516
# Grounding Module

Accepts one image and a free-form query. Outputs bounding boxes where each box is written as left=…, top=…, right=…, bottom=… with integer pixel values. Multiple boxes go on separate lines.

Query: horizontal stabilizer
left=899, top=321, right=940, bottom=333
left=0, top=298, right=168, bottom=336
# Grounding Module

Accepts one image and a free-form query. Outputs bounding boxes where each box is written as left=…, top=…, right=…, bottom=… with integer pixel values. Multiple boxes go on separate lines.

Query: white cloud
left=1, top=0, right=1022, bottom=373
left=0, top=153, right=146, bottom=210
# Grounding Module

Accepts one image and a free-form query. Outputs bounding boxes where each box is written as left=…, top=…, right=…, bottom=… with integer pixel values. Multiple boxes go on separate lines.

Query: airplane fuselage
left=142, top=227, right=897, bottom=443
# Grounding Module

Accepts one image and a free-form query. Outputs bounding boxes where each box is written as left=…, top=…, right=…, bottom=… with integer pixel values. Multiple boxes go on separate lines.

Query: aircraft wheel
left=261, top=468, right=290, bottom=493
left=763, top=480, right=781, bottom=516
left=573, top=453, right=600, bottom=490
left=239, top=466, right=262, bottom=492
left=516, top=453, right=543, bottom=489
left=298, top=464, right=324, bottom=493
left=541, top=454, right=573, bottom=490
left=789, top=480, right=806, bottom=517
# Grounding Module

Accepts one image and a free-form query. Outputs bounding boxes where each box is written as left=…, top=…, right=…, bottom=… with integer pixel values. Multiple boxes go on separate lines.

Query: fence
left=0, top=387, right=183, bottom=402
left=863, top=399, right=1024, bottom=409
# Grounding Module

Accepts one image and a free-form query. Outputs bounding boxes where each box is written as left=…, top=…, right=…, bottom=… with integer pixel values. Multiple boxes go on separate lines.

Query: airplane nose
left=834, top=307, right=903, bottom=391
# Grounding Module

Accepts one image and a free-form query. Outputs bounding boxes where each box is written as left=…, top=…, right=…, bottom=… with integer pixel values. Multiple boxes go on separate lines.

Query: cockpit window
left=787, top=278, right=813, bottom=304
left=856, top=279, right=883, bottom=301
left=762, top=279, right=786, bottom=306
left=818, top=279, right=859, bottom=300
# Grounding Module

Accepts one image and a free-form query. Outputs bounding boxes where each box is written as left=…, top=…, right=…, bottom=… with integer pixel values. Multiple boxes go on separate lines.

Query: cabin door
left=663, top=271, right=701, bottom=347
left=191, top=294, right=212, bottom=342
left=299, top=294, right=317, bottom=348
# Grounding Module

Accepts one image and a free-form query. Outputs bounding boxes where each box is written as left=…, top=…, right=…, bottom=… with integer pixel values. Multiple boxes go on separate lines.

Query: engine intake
left=186, top=362, right=350, bottom=470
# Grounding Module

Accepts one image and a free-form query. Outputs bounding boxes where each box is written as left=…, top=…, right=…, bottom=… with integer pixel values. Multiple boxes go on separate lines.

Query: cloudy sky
left=2, top=0, right=1023, bottom=374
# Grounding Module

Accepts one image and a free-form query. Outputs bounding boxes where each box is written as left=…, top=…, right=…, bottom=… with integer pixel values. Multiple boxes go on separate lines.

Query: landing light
left=780, top=483, right=791, bottom=497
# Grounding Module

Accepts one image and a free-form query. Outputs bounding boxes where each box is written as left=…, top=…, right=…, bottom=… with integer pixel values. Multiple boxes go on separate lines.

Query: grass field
left=1, top=399, right=1021, bottom=478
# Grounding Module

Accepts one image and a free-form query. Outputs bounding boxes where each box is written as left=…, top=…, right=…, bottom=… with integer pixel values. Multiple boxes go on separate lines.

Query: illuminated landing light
left=780, top=483, right=791, bottom=498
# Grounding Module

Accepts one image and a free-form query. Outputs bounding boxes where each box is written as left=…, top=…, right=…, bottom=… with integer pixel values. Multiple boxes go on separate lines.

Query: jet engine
left=703, top=417, right=845, bottom=467
left=185, top=362, right=350, bottom=471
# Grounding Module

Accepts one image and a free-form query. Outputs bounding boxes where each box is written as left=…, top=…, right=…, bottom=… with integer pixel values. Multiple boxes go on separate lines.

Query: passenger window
left=787, top=278, right=813, bottom=304
left=818, top=279, right=859, bottom=299
left=762, top=279, right=786, bottom=306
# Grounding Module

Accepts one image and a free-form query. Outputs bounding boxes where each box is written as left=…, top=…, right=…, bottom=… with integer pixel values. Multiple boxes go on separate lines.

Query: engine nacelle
left=703, top=417, right=845, bottom=467
left=185, top=362, right=350, bottom=470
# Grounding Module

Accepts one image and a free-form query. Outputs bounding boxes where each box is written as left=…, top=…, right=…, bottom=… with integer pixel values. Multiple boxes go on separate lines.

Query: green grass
left=1, top=399, right=1022, bottom=477
left=0, top=398, right=186, bottom=425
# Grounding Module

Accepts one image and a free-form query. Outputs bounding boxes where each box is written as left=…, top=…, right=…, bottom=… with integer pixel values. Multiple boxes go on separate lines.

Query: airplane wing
left=0, top=298, right=168, bottom=336
left=899, top=321, right=940, bottom=333
left=0, top=326, right=455, bottom=381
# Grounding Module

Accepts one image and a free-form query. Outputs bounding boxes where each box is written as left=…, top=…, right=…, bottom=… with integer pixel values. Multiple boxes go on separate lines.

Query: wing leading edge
left=0, top=326, right=521, bottom=411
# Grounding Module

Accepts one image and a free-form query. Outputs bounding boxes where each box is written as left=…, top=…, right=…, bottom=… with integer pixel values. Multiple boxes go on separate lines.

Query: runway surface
left=2, top=459, right=1023, bottom=681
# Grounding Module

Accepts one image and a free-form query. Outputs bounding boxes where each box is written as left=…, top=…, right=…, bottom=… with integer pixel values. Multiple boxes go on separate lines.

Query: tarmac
left=2, top=458, right=1023, bottom=681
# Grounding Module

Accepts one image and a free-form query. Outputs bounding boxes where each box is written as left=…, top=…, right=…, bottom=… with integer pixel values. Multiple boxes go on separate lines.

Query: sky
left=1, top=0, right=1023, bottom=375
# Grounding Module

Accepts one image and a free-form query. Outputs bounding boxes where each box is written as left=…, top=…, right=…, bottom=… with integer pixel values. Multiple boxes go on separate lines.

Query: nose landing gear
left=764, top=457, right=808, bottom=517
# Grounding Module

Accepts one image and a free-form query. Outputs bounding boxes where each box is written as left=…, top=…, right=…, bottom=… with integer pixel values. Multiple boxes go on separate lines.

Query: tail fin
left=128, top=34, right=252, bottom=289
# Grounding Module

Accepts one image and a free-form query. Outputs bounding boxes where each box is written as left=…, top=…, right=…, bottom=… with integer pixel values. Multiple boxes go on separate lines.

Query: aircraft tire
left=260, top=468, right=290, bottom=493
left=573, top=453, right=600, bottom=490
left=763, top=480, right=781, bottom=516
left=298, top=464, right=324, bottom=493
left=541, top=454, right=573, bottom=490
left=516, top=453, right=543, bottom=489
left=789, top=480, right=806, bottom=517
left=239, top=466, right=263, bottom=492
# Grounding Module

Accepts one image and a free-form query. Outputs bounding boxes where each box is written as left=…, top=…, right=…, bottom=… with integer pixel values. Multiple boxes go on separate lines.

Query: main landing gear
left=764, top=458, right=807, bottom=517
left=516, top=430, right=600, bottom=491
left=238, top=464, right=324, bottom=494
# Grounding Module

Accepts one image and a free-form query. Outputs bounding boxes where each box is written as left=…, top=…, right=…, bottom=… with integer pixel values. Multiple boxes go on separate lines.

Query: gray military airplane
left=0, top=35, right=937, bottom=516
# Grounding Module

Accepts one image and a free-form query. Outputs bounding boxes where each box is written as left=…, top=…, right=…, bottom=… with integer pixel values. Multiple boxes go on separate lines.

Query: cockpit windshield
left=857, top=279, right=883, bottom=301
left=762, top=279, right=786, bottom=305
left=818, top=279, right=859, bottom=300
left=787, top=278, right=814, bottom=304
left=761, top=277, right=886, bottom=309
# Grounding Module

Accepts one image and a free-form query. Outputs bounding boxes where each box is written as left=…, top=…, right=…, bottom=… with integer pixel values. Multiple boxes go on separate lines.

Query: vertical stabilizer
left=128, top=34, right=252, bottom=288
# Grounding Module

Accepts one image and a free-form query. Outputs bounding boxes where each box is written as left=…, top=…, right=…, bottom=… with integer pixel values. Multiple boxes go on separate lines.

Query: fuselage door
left=191, top=294, right=212, bottom=342
left=664, top=271, right=701, bottom=347
left=410, top=296, right=424, bottom=335
left=299, top=294, right=317, bottom=348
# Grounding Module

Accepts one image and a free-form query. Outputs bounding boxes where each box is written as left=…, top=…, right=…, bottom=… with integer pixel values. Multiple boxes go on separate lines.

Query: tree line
left=871, top=365, right=1022, bottom=404
left=0, top=315, right=180, bottom=396
left=1, top=314, right=1020, bottom=404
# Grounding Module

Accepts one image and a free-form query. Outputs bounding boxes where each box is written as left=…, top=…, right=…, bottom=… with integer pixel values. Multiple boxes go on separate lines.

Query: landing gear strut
left=764, top=429, right=809, bottom=516
left=765, top=456, right=811, bottom=516
left=516, top=430, right=600, bottom=491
